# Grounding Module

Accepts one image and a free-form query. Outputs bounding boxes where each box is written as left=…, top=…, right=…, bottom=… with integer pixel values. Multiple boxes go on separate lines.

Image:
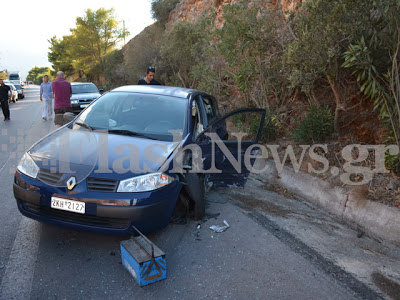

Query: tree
left=151, top=0, right=180, bottom=27
left=69, top=8, right=126, bottom=77
left=286, top=0, right=381, bottom=133
left=158, top=20, right=209, bottom=87
left=0, top=71, right=8, bottom=80
left=26, top=67, right=52, bottom=84
left=48, top=36, right=74, bottom=77
left=218, top=1, right=291, bottom=109
left=47, top=8, right=126, bottom=81
left=342, top=0, right=400, bottom=172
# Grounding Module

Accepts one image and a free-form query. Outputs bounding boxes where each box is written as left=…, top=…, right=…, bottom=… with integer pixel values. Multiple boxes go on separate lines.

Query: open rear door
left=196, top=108, right=266, bottom=188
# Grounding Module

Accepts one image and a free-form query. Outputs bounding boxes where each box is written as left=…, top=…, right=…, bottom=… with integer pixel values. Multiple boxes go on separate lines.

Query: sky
left=0, top=0, right=155, bottom=80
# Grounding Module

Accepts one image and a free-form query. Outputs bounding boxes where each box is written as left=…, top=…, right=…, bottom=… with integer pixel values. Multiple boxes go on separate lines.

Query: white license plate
left=80, top=104, right=89, bottom=108
left=51, top=197, right=85, bottom=214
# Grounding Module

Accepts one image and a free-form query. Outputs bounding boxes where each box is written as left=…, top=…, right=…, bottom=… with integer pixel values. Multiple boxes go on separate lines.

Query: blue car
left=13, top=86, right=265, bottom=235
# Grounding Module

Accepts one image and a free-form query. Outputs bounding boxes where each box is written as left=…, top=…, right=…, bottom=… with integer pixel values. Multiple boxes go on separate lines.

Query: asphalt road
left=0, top=86, right=394, bottom=299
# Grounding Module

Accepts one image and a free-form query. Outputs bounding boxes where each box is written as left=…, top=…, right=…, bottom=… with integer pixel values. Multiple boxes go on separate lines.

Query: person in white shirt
left=40, top=75, right=53, bottom=120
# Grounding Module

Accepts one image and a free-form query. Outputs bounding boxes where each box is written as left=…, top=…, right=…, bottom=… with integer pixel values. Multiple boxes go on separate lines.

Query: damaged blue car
left=13, top=86, right=265, bottom=235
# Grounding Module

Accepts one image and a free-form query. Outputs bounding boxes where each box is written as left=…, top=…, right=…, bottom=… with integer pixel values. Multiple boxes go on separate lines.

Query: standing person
left=137, top=66, right=162, bottom=85
left=40, top=75, right=53, bottom=120
left=0, top=79, right=11, bottom=121
left=52, top=71, right=72, bottom=128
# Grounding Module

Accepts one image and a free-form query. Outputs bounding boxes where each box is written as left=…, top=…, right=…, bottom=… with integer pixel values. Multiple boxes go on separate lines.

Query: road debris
left=210, top=220, right=230, bottom=233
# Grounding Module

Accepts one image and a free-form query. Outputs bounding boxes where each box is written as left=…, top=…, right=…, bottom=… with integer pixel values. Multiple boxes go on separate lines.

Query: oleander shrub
left=292, top=105, right=334, bottom=143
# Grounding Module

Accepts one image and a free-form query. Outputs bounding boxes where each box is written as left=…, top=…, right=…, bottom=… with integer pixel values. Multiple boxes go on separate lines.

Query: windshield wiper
left=107, top=129, right=158, bottom=140
left=75, top=121, right=94, bottom=131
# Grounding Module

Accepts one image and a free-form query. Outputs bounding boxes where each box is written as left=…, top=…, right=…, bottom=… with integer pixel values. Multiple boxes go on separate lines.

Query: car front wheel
left=183, top=173, right=205, bottom=220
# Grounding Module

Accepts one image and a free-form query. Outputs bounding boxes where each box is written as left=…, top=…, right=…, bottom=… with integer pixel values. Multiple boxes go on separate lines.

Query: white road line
left=0, top=156, right=11, bottom=175
left=0, top=217, right=41, bottom=300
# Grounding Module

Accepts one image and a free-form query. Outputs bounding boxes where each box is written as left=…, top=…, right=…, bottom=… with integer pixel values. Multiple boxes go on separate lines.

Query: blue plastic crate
left=120, top=231, right=166, bottom=286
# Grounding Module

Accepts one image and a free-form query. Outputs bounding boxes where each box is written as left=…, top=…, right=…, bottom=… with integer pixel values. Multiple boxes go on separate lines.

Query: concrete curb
left=253, top=159, right=400, bottom=246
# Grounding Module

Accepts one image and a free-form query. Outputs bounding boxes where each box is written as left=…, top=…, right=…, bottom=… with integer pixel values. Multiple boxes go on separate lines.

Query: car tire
left=183, top=173, right=205, bottom=220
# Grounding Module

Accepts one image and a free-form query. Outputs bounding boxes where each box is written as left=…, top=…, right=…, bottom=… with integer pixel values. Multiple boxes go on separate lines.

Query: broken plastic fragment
left=209, top=220, right=230, bottom=233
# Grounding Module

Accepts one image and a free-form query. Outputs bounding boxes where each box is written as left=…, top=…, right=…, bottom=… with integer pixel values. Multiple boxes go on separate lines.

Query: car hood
left=70, top=92, right=100, bottom=100
left=28, top=127, right=180, bottom=180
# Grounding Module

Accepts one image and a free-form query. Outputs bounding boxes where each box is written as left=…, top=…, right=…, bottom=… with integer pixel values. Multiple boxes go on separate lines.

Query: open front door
left=196, top=108, right=266, bottom=188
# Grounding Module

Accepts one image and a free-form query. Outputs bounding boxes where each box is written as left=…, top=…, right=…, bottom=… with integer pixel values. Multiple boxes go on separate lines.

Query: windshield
left=72, top=84, right=98, bottom=94
left=74, top=92, right=188, bottom=142
left=14, top=85, right=21, bottom=89
left=9, top=75, right=19, bottom=80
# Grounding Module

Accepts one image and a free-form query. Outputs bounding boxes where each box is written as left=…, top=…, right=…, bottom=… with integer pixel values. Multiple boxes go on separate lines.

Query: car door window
left=192, top=99, right=204, bottom=140
left=195, top=108, right=266, bottom=188
left=200, top=109, right=266, bottom=142
left=199, top=95, right=218, bottom=125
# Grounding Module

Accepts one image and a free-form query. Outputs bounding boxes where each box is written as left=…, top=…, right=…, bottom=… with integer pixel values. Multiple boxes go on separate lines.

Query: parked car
left=13, top=86, right=265, bottom=235
left=70, top=82, right=102, bottom=114
left=6, top=84, right=18, bottom=103
left=14, top=84, right=24, bottom=99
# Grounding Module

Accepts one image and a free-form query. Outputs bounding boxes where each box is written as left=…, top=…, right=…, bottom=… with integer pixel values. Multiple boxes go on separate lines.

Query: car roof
left=71, top=82, right=96, bottom=86
left=111, top=85, right=201, bottom=99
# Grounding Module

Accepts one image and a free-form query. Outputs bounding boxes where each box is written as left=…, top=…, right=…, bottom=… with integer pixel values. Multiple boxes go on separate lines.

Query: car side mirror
left=63, top=112, right=76, bottom=122
left=99, top=89, right=104, bottom=94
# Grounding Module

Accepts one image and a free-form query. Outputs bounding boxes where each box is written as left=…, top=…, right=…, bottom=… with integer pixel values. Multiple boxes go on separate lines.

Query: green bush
left=232, top=113, right=246, bottom=128
left=232, top=112, right=277, bottom=142
left=102, top=50, right=125, bottom=90
left=151, top=0, right=180, bottom=26
left=157, top=20, right=209, bottom=87
left=292, top=105, right=334, bottom=143
left=251, top=113, right=277, bottom=142
left=385, top=153, right=400, bottom=176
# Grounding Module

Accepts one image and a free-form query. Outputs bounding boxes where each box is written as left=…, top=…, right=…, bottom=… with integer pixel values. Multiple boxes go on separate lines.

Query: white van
left=8, top=72, right=23, bottom=86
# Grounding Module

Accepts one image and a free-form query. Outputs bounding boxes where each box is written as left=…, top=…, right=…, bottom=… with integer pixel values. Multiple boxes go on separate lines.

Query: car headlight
left=71, top=100, right=79, bottom=104
left=117, top=173, right=174, bottom=192
left=17, top=152, right=39, bottom=178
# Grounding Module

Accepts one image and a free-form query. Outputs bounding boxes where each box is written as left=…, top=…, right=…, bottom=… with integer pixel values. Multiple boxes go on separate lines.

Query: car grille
left=87, top=178, right=119, bottom=192
left=73, top=99, right=94, bottom=104
left=37, top=168, right=63, bottom=185
left=22, top=201, right=131, bottom=229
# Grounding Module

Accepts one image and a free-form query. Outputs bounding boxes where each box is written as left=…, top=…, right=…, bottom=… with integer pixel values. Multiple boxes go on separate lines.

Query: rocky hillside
left=168, top=0, right=301, bottom=28
left=116, top=0, right=399, bottom=169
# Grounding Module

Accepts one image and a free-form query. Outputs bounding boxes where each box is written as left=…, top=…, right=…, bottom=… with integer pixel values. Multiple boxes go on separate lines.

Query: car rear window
left=72, top=84, right=98, bottom=94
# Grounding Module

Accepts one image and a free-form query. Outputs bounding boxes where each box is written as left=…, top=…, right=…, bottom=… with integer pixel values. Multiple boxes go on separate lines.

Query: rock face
left=168, top=0, right=235, bottom=28
left=168, top=0, right=302, bottom=28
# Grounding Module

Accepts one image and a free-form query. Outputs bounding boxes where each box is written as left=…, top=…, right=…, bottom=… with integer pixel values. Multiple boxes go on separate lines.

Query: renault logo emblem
left=67, top=177, right=77, bottom=191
